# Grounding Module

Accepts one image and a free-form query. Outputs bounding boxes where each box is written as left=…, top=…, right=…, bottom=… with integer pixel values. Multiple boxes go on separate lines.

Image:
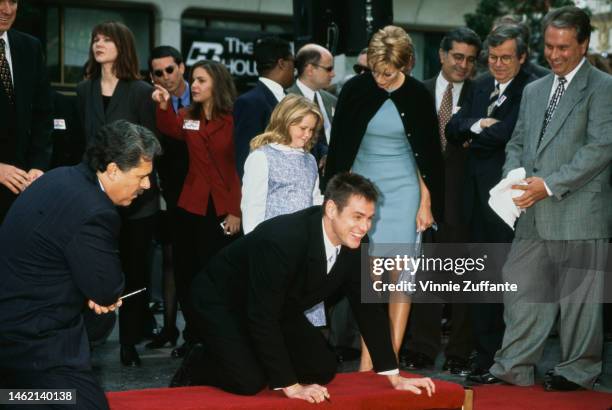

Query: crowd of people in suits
left=0, top=0, right=611, bottom=407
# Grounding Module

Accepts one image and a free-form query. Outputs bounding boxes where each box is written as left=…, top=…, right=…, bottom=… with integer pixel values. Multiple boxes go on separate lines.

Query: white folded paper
left=488, top=167, right=527, bottom=230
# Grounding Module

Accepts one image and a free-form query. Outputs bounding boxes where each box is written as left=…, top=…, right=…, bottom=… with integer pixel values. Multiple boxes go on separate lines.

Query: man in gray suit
left=287, top=44, right=337, bottom=171
left=478, top=7, right=612, bottom=391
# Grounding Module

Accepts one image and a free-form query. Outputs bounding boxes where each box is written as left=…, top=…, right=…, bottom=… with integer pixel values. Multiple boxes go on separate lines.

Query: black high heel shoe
left=145, top=327, right=179, bottom=349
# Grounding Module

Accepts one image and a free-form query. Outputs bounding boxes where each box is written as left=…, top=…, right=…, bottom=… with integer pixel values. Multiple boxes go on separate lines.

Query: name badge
left=452, top=106, right=461, bottom=114
left=183, top=120, right=200, bottom=130
left=53, top=119, right=67, bottom=130
left=496, top=95, right=507, bottom=107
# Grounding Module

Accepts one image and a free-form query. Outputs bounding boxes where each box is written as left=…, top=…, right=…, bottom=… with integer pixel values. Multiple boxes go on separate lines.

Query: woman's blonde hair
left=250, top=94, right=323, bottom=151
left=367, top=25, right=413, bottom=72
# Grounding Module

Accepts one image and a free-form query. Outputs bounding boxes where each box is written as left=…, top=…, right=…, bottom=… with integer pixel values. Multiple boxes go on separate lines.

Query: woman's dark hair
left=84, top=120, right=161, bottom=172
left=188, top=60, right=237, bottom=121
left=324, top=172, right=379, bottom=211
left=84, top=21, right=142, bottom=81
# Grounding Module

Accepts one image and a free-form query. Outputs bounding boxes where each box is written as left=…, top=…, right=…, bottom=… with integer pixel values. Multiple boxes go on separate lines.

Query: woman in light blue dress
left=324, top=26, right=444, bottom=371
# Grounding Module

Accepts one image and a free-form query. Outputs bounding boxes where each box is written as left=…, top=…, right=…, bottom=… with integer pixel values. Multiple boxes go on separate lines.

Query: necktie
left=0, top=39, right=15, bottom=106
left=177, top=97, right=183, bottom=110
left=304, top=248, right=339, bottom=327
left=487, top=83, right=500, bottom=116
left=437, top=83, right=453, bottom=153
left=538, top=77, right=567, bottom=147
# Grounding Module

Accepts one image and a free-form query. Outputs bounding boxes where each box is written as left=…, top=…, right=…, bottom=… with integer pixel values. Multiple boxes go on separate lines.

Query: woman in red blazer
left=153, top=60, right=241, bottom=354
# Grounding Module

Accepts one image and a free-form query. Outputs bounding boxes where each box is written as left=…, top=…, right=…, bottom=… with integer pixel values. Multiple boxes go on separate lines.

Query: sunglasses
left=353, top=64, right=371, bottom=75
left=153, top=65, right=175, bottom=77
left=312, top=63, right=334, bottom=73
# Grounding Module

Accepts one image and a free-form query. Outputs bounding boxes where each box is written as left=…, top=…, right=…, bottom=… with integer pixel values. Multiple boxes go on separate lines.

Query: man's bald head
left=294, top=43, right=335, bottom=90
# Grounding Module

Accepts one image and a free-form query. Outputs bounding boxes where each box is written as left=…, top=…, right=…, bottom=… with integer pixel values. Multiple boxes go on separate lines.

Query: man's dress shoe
left=544, top=375, right=583, bottom=392
left=401, top=351, right=434, bottom=370
left=443, top=357, right=471, bottom=377
left=466, top=370, right=503, bottom=384
left=170, top=343, right=205, bottom=387
left=171, top=341, right=193, bottom=358
left=120, top=345, right=141, bottom=367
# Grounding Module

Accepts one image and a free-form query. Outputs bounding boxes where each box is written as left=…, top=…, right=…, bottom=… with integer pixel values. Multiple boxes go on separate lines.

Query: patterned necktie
left=0, top=39, right=15, bottom=106
left=304, top=247, right=339, bottom=327
left=538, top=77, right=567, bottom=146
left=487, top=82, right=500, bottom=116
left=438, top=82, right=453, bottom=153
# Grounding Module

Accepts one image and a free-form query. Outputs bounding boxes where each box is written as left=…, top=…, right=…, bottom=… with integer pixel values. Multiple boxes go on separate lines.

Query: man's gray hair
left=84, top=120, right=161, bottom=172
left=484, top=24, right=528, bottom=58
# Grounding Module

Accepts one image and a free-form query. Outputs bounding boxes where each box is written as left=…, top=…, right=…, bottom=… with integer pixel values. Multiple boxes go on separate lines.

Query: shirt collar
left=97, top=177, right=106, bottom=192
left=171, top=80, right=191, bottom=112
left=270, top=142, right=305, bottom=153
left=258, top=77, right=285, bottom=102
left=296, top=79, right=316, bottom=101
left=557, top=57, right=586, bottom=86
left=0, top=31, right=8, bottom=44
left=494, top=77, right=513, bottom=95
left=322, top=219, right=341, bottom=261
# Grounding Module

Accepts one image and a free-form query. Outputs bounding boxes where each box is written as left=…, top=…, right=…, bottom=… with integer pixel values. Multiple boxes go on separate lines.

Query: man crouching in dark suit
left=171, top=173, right=435, bottom=403
left=0, top=120, right=161, bottom=410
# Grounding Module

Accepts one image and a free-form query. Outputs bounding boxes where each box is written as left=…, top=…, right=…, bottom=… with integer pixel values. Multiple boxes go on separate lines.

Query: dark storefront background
left=181, top=10, right=293, bottom=93
left=15, top=1, right=153, bottom=90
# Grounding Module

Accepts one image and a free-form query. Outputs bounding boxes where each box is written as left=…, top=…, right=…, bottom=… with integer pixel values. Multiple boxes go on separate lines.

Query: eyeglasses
left=153, top=65, right=175, bottom=77
left=312, top=63, right=334, bottom=73
left=488, top=54, right=515, bottom=65
left=353, top=64, right=370, bottom=75
left=449, top=53, right=477, bottom=64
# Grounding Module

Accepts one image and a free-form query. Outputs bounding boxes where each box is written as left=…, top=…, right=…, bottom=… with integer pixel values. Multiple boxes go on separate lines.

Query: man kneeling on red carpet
left=170, top=172, right=435, bottom=403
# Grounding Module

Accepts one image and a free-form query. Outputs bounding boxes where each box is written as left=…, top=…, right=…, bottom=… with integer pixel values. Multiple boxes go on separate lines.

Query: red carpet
left=107, top=372, right=466, bottom=410
left=472, top=384, right=612, bottom=409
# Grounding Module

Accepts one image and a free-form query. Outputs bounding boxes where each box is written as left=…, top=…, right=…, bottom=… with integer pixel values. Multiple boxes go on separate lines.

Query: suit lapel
left=537, top=64, right=589, bottom=155
left=321, top=92, right=335, bottom=120
left=105, top=80, right=129, bottom=120
left=306, top=209, right=328, bottom=285
left=90, top=78, right=105, bottom=126
left=7, top=31, right=23, bottom=110
left=286, top=83, right=304, bottom=97
left=258, top=81, right=280, bottom=110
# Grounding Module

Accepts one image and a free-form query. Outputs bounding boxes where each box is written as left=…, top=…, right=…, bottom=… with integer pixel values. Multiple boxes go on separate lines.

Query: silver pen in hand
left=119, top=287, right=147, bottom=301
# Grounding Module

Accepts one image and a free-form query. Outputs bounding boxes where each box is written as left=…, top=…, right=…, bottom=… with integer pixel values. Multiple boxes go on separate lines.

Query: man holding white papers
left=446, top=24, right=536, bottom=380
left=481, top=7, right=612, bottom=391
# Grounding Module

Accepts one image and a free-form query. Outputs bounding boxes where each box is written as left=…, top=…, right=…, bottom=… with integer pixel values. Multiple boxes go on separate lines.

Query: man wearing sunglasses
left=148, top=46, right=191, bottom=358
left=403, top=27, right=481, bottom=378
left=287, top=43, right=336, bottom=171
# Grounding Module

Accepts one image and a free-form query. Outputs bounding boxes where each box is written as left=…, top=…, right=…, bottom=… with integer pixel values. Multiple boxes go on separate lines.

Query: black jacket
left=0, top=30, right=52, bottom=170
left=192, top=206, right=397, bottom=388
left=76, top=78, right=159, bottom=219
left=233, top=80, right=278, bottom=179
left=0, top=163, right=124, bottom=371
left=323, top=73, right=444, bottom=223
left=446, top=69, right=536, bottom=225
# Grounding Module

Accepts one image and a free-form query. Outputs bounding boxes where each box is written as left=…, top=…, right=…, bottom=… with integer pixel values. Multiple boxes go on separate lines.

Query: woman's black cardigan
left=323, top=72, right=445, bottom=224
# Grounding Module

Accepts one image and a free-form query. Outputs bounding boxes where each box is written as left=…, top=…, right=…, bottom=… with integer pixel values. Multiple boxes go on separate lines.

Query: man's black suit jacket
left=191, top=206, right=397, bottom=388
left=233, top=80, right=278, bottom=179
left=0, top=163, right=124, bottom=372
left=0, top=30, right=52, bottom=170
left=446, top=69, right=536, bottom=222
left=423, top=76, right=471, bottom=237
